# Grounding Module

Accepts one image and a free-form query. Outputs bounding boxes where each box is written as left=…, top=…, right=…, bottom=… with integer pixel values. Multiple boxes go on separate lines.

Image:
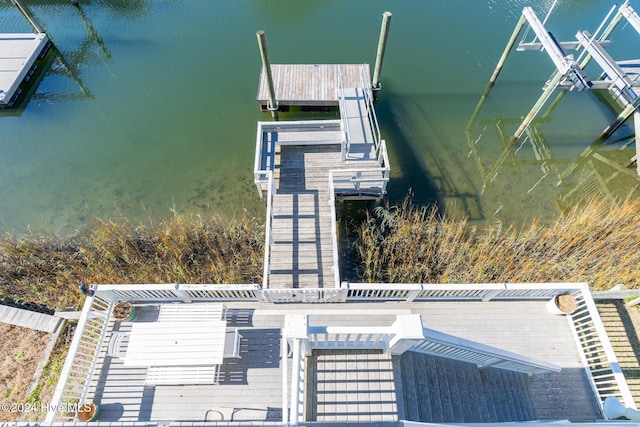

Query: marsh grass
left=0, top=212, right=264, bottom=309
left=352, top=197, right=640, bottom=290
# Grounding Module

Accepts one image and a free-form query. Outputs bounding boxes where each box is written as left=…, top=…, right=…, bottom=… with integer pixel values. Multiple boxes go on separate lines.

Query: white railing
left=327, top=174, right=341, bottom=288
left=337, top=70, right=351, bottom=161
left=94, top=283, right=261, bottom=303
left=413, top=327, right=561, bottom=375
left=337, top=65, right=382, bottom=162
left=569, top=288, right=637, bottom=411
left=263, top=171, right=276, bottom=290
left=289, top=339, right=305, bottom=426
left=46, top=295, right=112, bottom=422
left=308, top=326, right=395, bottom=351
left=261, top=288, right=347, bottom=303
left=342, top=282, right=587, bottom=302
left=356, top=64, right=382, bottom=157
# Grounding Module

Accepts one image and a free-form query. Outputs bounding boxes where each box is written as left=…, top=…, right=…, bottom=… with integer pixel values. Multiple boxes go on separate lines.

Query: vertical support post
left=372, top=11, right=392, bottom=90
left=488, top=13, right=527, bottom=87
left=597, top=97, right=640, bottom=141
left=256, top=30, right=278, bottom=120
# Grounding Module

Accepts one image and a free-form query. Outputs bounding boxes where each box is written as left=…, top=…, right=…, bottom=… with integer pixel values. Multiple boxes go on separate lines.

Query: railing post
left=174, top=284, right=193, bottom=303
left=388, top=314, right=425, bottom=355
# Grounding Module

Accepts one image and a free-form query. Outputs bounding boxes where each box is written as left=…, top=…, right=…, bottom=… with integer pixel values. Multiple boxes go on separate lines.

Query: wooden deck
left=85, top=300, right=600, bottom=423
left=257, top=64, right=370, bottom=107
left=0, top=32, right=49, bottom=107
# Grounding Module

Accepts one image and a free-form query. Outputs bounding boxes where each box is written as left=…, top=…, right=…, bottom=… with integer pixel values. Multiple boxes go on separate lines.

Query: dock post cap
left=383, top=11, right=392, bottom=16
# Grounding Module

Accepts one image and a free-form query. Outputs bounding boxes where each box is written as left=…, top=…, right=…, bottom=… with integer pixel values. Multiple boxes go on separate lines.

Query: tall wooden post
left=257, top=30, right=278, bottom=120
left=488, top=13, right=527, bottom=87
left=372, top=11, right=392, bottom=90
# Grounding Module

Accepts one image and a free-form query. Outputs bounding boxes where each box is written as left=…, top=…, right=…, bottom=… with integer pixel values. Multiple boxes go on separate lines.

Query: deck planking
left=267, top=144, right=379, bottom=289
left=85, top=301, right=600, bottom=423
left=0, top=33, right=49, bottom=107
left=257, top=64, right=370, bottom=107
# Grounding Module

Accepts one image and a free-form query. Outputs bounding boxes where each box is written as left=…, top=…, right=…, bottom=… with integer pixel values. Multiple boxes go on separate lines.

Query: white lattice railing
left=569, top=288, right=637, bottom=411
left=342, top=282, right=586, bottom=302
left=93, top=283, right=261, bottom=303
left=46, top=295, right=112, bottom=422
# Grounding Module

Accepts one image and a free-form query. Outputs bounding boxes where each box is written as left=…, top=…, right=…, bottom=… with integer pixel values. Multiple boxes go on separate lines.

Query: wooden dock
left=254, top=63, right=390, bottom=289
left=0, top=32, right=50, bottom=108
left=257, top=64, right=370, bottom=108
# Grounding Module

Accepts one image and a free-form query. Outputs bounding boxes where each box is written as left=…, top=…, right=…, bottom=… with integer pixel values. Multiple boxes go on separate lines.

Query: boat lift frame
left=467, top=1, right=640, bottom=192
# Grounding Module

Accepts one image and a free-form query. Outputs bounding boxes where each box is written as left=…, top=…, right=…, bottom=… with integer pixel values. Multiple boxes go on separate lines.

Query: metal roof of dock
left=257, top=63, right=370, bottom=107
left=0, top=32, right=49, bottom=107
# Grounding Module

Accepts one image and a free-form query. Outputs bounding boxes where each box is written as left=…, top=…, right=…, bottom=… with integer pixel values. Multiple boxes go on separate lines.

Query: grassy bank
left=1, top=197, right=638, bottom=310
left=351, top=197, right=640, bottom=290
left=0, top=212, right=264, bottom=309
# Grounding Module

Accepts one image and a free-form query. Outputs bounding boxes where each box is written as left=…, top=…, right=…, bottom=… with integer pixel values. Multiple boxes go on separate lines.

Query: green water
left=1, top=0, right=639, bottom=233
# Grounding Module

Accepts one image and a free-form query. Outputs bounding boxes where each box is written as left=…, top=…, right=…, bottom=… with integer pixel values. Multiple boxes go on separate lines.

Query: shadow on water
left=375, top=95, right=443, bottom=210
left=376, top=93, right=485, bottom=221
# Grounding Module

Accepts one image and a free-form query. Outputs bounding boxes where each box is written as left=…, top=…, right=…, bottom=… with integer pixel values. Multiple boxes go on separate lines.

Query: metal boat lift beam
left=620, top=2, right=640, bottom=35
left=521, top=7, right=591, bottom=91
left=576, top=30, right=637, bottom=103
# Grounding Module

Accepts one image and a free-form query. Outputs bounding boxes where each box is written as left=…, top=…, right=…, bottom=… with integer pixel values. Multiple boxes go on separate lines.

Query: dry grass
left=0, top=324, right=50, bottom=423
left=352, top=196, right=640, bottom=290
left=0, top=212, right=264, bottom=309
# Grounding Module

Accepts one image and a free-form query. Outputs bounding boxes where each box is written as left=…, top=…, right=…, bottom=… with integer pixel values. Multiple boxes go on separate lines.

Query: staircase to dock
left=597, top=300, right=640, bottom=406
left=396, top=351, right=537, bottom=423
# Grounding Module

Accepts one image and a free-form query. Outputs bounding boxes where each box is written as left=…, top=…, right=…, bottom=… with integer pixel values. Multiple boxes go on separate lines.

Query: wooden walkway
left=255, top=62, right=389, bottom=289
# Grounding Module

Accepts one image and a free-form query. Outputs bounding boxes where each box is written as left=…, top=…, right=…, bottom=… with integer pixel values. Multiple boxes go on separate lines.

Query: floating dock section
left=257, top=64, right=370, bottom=108
left=0, top=32, right=50, bottom=108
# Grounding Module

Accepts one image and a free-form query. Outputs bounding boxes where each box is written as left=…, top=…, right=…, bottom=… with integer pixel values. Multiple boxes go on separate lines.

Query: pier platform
left=257, top=64, right=370, bottom=108
left=0, top=32, right=49, bottom=108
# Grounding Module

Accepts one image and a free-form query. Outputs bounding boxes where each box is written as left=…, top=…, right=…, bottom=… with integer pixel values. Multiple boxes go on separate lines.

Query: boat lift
left=467, top=1, right=640, bottom=192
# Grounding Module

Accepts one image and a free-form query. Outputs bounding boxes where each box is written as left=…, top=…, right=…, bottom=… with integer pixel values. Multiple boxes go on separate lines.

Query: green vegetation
left=0, top=212, right=264, bottom=309
left=351, top=196, right=640, bottom=290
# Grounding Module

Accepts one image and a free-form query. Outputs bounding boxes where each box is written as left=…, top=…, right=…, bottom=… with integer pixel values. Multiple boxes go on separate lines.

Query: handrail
left=337, top=68, right=351, bottom=162
left=308, top=325, right=394, bottom=351
left=415, top=327, right=561, bottom=375
left=337, top=65, right=382, bottom=161
left=328, top=172, right=341, bottom=288
left=263, top=171, right=276, bottom=290
left=356, top=65, right=382, bottom=156
left=46, top=295, right=111, bottom=422
left=569, top=288, right=636, bottom=411
left=289, top=339, right=303, bottom=426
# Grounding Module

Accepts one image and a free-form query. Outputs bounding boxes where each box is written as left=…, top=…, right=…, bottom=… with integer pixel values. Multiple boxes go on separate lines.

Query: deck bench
left=145, top=365, right=220, bottom=385
left=158, top=302, right=227, bottom=322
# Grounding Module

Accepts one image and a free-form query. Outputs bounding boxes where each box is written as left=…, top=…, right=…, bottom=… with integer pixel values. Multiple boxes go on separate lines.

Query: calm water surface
left=1, top=0, right=639, bottom=233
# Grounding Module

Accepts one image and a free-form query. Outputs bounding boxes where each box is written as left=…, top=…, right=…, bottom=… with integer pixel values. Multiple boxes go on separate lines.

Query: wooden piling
left=597, top=97, right=640, bottom=141
left=12, top=0, right=44, bottom=33
left=372, top=11, right=392, bottom=90
left=489, top=14, right=527, bottom=87
left=256, top=30, right=278, bottom=120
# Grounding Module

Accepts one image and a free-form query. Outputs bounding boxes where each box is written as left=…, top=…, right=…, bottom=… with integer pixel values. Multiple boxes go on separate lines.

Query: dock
left=254, top=65, right=390, bottom=289
left=257, top=64, right=370, bottom=108
left=0, top=32, right=50, bottom=108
